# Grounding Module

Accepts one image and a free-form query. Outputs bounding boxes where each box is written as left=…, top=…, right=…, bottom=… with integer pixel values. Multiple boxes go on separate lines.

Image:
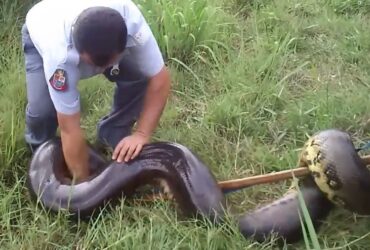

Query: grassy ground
left=1, top=0, right=370, bottom=249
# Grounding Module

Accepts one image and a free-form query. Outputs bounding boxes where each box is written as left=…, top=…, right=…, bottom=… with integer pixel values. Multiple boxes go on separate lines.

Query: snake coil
left=27, top=138, right=226, bottom=221
left=26, top=129, right=370, bottom=244
left=299, top=129, right=370, bottom=214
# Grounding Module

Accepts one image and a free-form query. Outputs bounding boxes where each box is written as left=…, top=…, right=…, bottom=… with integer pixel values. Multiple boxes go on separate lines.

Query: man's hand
left=112, top=65, right=171, bottom=163
left=112, top=131, right=150, bottom=162
left=57, top=111, right=90, bottom=183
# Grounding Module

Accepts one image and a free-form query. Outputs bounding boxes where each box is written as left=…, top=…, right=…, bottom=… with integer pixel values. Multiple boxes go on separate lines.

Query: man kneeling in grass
left=21, top=0, right=171, bottom=182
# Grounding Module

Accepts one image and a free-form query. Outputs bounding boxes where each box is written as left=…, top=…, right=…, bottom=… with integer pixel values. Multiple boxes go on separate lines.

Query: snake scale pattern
left=27, top=129, right=370, bottom=245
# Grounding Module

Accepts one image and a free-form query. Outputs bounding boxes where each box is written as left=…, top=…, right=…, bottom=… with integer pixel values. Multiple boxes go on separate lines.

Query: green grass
left=1, top=0, right=370, bottom=249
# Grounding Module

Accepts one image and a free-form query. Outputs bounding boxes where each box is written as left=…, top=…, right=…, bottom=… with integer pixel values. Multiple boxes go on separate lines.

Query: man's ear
left=79, top=52, right=94, bottom=65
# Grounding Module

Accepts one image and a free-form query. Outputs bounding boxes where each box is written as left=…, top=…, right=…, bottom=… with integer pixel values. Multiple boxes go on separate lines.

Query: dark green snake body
left=26, top=129, right=370, bottom=244
left=238, top=177, right=333, bottom=243
left=27, top=138, right=226, bottom=221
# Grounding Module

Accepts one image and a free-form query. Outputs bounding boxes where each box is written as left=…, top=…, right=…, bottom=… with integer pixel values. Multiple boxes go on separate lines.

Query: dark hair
left=72, top=6, right=127, bottom=67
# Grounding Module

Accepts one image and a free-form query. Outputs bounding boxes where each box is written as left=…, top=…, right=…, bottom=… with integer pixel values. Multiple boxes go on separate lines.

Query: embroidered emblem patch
left=49, top=69, right=67, bottom=91
left=133, top=24, right=150, bottom=45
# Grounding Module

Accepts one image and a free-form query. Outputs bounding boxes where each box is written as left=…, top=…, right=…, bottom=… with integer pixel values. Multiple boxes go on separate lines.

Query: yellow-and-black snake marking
left=299, top=129, right=370, bottom=214
left=26, top=129, right=370, bottom=245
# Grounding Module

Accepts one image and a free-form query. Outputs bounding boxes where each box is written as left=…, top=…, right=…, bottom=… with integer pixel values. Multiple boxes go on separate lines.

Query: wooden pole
left=135, top=155, right=370, bottom=201
left=218, top=167, right=309, bottom=190
left=218, top=154, right=370, bottom=191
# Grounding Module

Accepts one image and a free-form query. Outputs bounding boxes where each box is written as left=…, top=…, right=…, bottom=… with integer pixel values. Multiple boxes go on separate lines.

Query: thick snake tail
left=237, top=177, right=333, bottom=244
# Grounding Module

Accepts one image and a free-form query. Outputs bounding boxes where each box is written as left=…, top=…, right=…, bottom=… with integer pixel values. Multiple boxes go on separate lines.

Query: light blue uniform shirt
left=25, top=0, right=164, bottom=115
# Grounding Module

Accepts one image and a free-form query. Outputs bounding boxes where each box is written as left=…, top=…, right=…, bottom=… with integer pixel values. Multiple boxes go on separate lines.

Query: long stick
left=218, top=167, right=309, bottom=191
left=219, top=154, right=370, bottom=191
left=136, top=155, right=370, bottom=201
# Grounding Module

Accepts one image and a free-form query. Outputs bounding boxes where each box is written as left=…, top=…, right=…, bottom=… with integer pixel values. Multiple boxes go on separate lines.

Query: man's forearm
left=61, top=128, right=89, bottom=182
left=135, top=66, right=171, bottom=137
left=57, top=111, right=90, bottom=183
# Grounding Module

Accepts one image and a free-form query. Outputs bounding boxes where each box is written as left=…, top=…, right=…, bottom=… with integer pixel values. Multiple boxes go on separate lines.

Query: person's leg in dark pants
left=96, top=57, right=149, bottom=150
left=21, top=24, right=58, bottom=152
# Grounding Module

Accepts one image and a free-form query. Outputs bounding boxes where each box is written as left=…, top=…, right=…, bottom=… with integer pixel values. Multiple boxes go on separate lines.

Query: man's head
left=73, top=6, right=127, bottom=67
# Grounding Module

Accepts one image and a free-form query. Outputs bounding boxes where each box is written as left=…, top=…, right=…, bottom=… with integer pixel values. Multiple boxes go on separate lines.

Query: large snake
left=298, top=129, right=370, bottom=214
left=26, top=129, right=370, bottom=244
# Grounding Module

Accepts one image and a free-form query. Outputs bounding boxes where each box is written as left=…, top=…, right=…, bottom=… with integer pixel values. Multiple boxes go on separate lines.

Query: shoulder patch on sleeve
left=133, top=24, right=151, bottom=46
left=49, top=69, right=67, bottom=91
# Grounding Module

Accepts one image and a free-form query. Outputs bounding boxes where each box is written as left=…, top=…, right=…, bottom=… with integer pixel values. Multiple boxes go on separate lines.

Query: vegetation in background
left=1, top=0, right=370, bottom=249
